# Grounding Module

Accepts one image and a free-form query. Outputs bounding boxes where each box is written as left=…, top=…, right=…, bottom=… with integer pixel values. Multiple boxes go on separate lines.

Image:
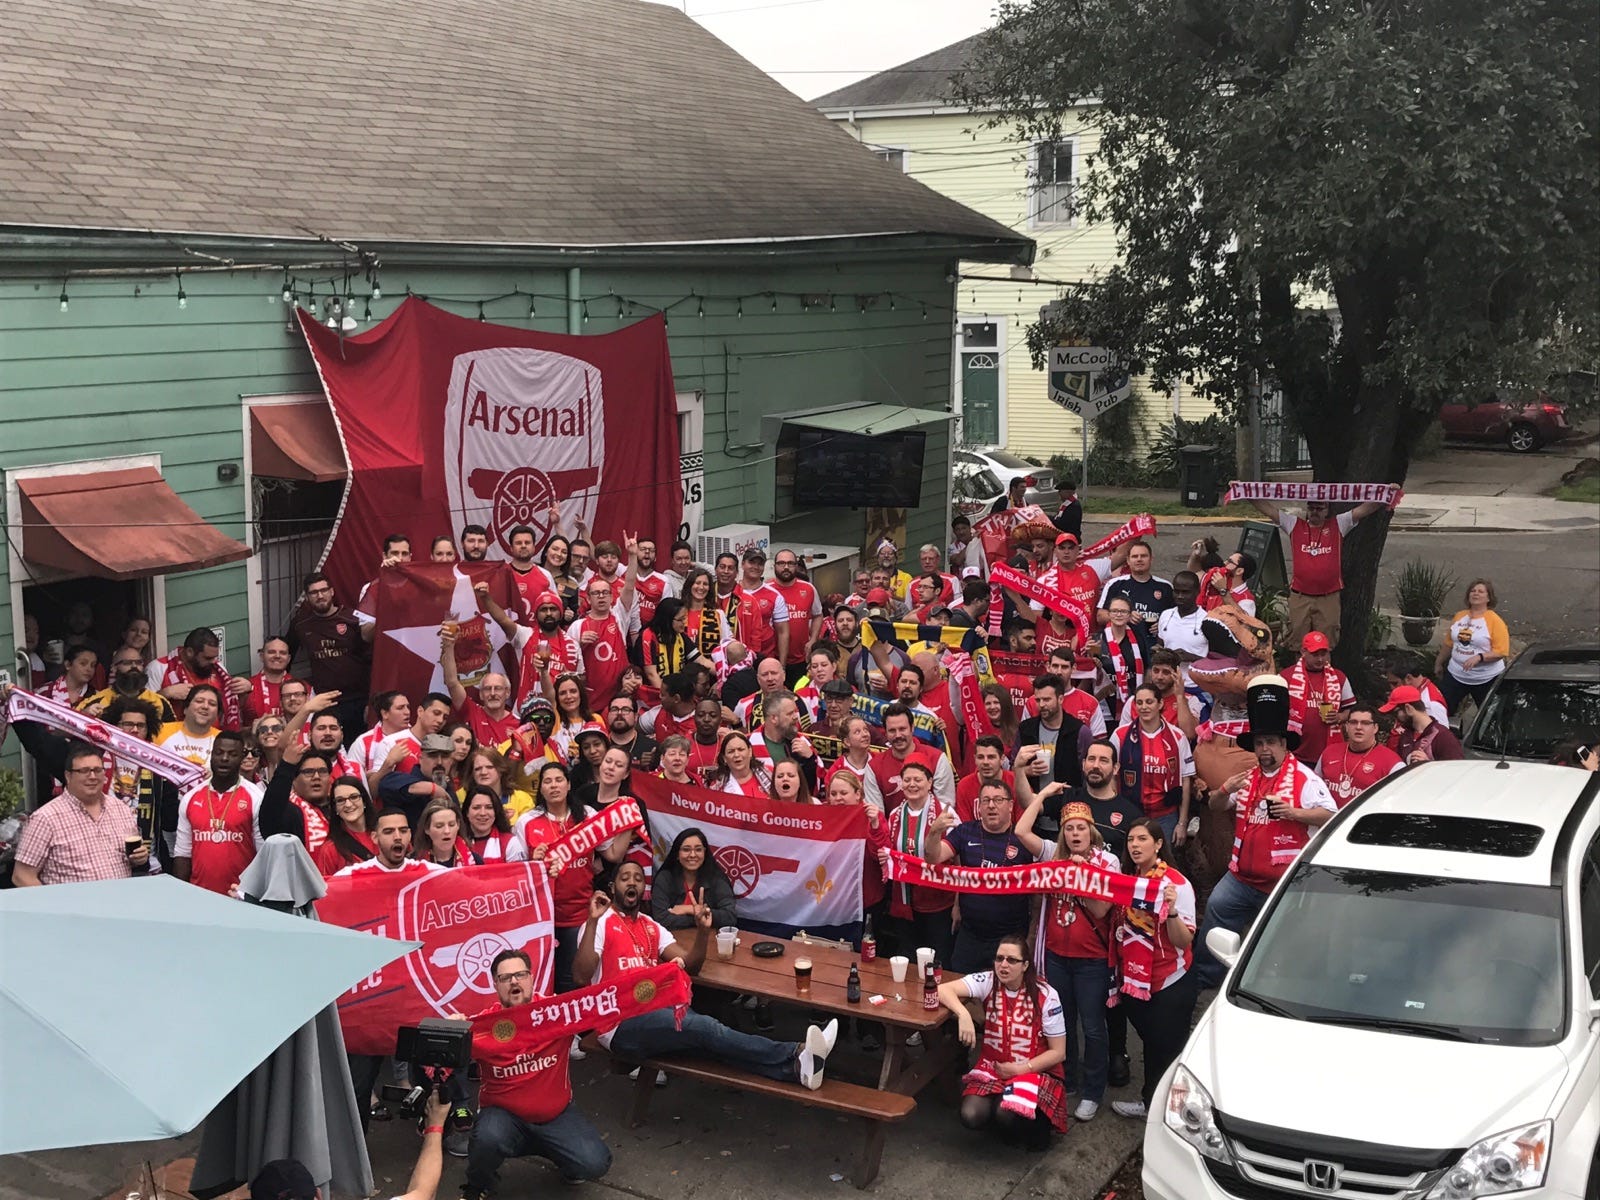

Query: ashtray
left=751, top=941, right=787, bottom=958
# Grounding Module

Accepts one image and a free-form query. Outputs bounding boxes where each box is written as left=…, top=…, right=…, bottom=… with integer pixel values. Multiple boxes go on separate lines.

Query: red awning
left=249, top=399, right=347, bottom=482
left=17, top=468, right=253, bottom=581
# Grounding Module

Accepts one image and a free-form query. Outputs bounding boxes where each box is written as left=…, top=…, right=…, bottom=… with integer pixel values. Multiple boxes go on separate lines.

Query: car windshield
left=1468, top=678, right=1600, bottom=759
left=1230, top=866, right=1566, bottom=1046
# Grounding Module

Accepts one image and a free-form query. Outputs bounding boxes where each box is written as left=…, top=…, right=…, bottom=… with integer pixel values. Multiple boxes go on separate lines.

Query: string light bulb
left=363, top=299, right=373, bottom=323
left=176, top=272, right=187, bottom=309
left=58, top=280, right=69, bottom=313
left=582, top=300, right=590, bottom=324
left=889, top=295, right=896, bottom=311
left=616, top=294, right=627, bottom=318
left=736, top=299, right=743, bottom=319
left=770, top=293, right=778, bottom=313
left=828, top=294, right=837, bottom=313
left=528, top=296, right=537, bottom=319
left=696, top=296, right=704, bottom=319
left=370, top=273, right=382, bottom=300
left=281, top=271, right=293, bottom=304
left=477, top=301, right=486, bottom=322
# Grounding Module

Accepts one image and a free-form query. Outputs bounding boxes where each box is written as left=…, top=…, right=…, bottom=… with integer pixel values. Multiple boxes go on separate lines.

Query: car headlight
left=1162, top=1063, right=1233, bottom=1164
left=1425, top=1120, right=1551, bottom=1198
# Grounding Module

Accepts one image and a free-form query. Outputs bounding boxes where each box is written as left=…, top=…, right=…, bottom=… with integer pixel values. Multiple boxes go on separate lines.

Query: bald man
left=442, top=630, right=520, bottom=748
left=735, top=657, right=792, bottom=731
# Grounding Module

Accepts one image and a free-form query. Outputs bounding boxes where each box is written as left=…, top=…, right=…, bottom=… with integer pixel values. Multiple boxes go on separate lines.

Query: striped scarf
left=1107, top=632, right=1144, bottom=706
left=892, top=799, right=935, bottom=911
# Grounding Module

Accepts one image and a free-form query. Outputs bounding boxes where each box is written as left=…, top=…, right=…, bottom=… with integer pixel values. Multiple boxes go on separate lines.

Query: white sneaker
left=627, top=1066, right=668, bottom=1087
left=570, top=1034, right=587, bottom=1061
left=1073, top=1099, right=1099, bottom=1122
left=906, top=1031, right=922, bottom=1047
left=1111, top=1099, right=1148, bottom=1120
left=798, top=1050, right=827, bottom=1091
left=812, top=1018, right=839, bottom=1057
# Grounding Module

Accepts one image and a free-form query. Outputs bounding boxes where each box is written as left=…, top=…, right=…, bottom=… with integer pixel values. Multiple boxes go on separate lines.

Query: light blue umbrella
left=0, top=874, right=417, bottom=1155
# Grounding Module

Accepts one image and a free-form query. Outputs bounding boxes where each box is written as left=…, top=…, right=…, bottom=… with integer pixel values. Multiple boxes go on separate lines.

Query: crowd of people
left=6, top=497, right=1590, bottom=1198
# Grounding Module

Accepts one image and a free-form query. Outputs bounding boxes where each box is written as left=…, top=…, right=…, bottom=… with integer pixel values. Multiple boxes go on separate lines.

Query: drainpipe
left=566, top=267, right=582, bottom=335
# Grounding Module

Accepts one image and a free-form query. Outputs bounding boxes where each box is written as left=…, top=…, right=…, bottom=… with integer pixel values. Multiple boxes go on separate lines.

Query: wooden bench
left=580, top=1035, right=915, bottom=1187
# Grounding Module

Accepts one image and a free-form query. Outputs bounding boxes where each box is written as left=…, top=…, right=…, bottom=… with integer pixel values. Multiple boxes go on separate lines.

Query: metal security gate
left=1259, top=386, right=1312, bottom=471
left=252, top=478, right=342, bottom=639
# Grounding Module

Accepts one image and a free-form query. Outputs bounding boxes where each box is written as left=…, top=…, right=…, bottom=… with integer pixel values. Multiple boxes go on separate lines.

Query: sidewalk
left=1083, top=492, right=1598, bottom=534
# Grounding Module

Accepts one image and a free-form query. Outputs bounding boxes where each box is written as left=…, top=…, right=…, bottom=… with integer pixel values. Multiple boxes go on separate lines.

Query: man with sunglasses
left=78, top=645, right=176, bottom=724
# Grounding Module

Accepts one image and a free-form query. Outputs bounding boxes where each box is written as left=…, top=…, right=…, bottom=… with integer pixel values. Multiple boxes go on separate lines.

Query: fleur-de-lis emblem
left=804, top=865, right=832, bottom=902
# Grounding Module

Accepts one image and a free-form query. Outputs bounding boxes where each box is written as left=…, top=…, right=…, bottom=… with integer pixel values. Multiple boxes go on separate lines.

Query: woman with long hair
left=936, top=932, right=1067, bottom=1147
left=582, top=744, right=655, bottom=893
left=981, top=683, right=1020, bottom=753
left=461, top=784, right=527, bottom=865
left=413, top=796, right=467, bottom=868
left=517, top=765, right=601, bottom=989
left=641, top=597, right=696, bottom=699
left=541, top=535, right=580, bottom=623
left=1109, top=817, right=1196, bottom=1121
left=651, top=826, right=737, bottom=930
left=823, top=768, right=891, bottom=937
left=314, top=776, right=379, bottom=876
left=547, top=672, right=595, bottom=763
left=1016, top=796, right=1119, bottom=1123
left=1112, top=684, right=1194, bottom=846
left=442, top=721, right=476, bottom=789
left=706, top=731, right=770, bottom=797
left=459, top=746, right=537, bottom=823
left=680, top=566, right=732, bottom=660
left=118, top=615, right=154, bottom=666
left=769, top=759, right=815, bottom=804
left=252, top=714, right=287, bottom=781
left=42, top=645, right=98, bottom=708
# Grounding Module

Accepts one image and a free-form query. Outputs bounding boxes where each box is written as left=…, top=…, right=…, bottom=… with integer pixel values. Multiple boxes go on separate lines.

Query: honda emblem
left=1303, top=1160, right=1342, bottom=1192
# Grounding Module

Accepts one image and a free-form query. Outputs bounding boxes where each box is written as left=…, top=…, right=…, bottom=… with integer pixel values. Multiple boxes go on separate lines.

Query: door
left=958, top=320, right=1002, bottom=447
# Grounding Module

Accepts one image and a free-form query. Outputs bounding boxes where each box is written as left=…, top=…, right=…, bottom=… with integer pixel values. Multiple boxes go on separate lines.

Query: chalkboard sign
left=1237, top=521, right=1287, bottom=592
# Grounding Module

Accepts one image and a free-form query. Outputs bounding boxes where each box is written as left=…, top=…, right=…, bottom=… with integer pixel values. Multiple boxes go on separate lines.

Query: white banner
left=633, top=775, right=865, bottom=936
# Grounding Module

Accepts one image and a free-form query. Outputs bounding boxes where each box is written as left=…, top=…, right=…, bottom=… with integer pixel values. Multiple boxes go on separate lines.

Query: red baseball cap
left=1379, top=685, right=1422, bottom=713
left=1301, top=632, right=1330, bottom=652
left=534, top=591, right=562, bottom=609
left=1055, top=532, right=1079, bottom=546
left=865, top=588, right=892, bottom=606
left=574, top=721, right=609, bottom=741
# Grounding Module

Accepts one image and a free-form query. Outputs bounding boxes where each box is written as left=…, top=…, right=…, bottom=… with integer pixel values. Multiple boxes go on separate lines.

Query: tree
left=960, top=0, right=1599, bottom=670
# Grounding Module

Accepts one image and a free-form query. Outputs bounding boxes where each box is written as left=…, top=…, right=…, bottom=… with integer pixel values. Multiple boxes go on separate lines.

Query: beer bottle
left=860, top=915, right=876, bottom=962
left=847, top=963, right=861, bottom=1004
left=922, top=963, right=939, bottom=1011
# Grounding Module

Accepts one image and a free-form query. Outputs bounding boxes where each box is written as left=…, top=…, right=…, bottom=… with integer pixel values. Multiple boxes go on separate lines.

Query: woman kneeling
left=937, top=933, right=1067, bottom=1148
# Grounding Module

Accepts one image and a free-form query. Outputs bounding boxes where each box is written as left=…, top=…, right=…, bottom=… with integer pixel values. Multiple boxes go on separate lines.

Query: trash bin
left=1178, top=444, right=1220, bottom=508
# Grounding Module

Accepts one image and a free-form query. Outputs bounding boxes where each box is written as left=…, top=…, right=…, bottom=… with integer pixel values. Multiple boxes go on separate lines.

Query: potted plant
left=1395, top=559, right=1457, bottom=646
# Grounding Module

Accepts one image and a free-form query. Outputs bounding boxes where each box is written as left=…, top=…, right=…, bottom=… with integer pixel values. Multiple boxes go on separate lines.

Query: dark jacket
left=378, top=763, right=442, bottom=828
left=651, top=863, right=739, bottom=931
left=1013, top=713, right=1091, bottom=790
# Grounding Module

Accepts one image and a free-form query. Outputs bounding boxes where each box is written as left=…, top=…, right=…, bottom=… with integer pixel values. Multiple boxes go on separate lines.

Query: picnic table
left=590, top=933, right=964, bottom=1187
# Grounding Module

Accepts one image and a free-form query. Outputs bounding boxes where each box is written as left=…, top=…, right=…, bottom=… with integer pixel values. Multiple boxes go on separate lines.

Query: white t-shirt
left=1156, top=606, right=1209, bottom=660
left=962, top=973, right=1067, bottom=1038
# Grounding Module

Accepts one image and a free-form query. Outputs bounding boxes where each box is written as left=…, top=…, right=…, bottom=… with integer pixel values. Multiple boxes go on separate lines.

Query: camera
left=380, top=1019, right=476, bottom=1119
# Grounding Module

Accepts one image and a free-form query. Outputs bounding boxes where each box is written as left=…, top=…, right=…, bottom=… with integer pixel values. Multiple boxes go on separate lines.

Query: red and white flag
left=633, top=774, right=865, bottom=940
left=368, top=561, right=522, bottom=705
left=318, top=861, right=555, bottom=1055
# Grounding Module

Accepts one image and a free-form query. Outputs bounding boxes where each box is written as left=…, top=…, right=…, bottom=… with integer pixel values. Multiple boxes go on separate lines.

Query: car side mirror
left=1205, top=927, right=1241, bottom=968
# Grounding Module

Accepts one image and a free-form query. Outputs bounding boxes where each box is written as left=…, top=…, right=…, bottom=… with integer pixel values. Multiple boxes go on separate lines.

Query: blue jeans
left=464, top=1102, right=611, bottom=1194
left=1044, top=952, right=1111, bottom=1103
left=1193, top=871, right=1269, bottom=989
left=607, top=1008, right=801, bottom=1083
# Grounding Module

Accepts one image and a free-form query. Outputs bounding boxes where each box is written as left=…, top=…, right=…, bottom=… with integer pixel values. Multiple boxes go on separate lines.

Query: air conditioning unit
left=696, top=523, right=770, bottom=565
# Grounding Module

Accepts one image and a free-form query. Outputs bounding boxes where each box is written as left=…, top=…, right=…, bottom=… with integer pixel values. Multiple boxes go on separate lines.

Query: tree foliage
left=959, top=0, right=1599, bottom=667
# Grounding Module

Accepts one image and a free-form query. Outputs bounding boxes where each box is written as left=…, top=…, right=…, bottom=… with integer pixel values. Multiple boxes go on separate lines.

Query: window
left=1581, top=834, right=1600, bottom=998
left=1347, top=813, right=1546, bottom=857
left=959, top=321, right=999, bottom=349
left=870, top=147, right=907, bottom=172
left=1031, top=140, right=1074, bottom=226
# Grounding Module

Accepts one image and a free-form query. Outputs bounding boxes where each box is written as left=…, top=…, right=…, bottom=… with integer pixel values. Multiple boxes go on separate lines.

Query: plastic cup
left=915, top=947, right=935, bottom=976
left=716, top=927, right=738, bottom=959
left=794, top=957, right=813, bottom=995
left=889, top=955, right=909, bottom=983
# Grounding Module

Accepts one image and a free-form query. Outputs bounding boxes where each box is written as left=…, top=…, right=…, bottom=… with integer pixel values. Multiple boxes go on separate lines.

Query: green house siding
left=0, top=252, right=959, bottom=762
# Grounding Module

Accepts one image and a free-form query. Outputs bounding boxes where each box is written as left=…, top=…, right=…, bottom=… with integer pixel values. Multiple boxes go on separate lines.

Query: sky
left=643, top=0, right=996, bottom=99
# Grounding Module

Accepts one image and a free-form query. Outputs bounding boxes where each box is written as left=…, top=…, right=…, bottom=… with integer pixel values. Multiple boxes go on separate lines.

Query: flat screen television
left=785, top=425, right=927, bottom=509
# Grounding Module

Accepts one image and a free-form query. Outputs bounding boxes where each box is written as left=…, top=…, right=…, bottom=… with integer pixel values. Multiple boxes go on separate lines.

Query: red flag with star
left=370, top=562, right=523, bottom=703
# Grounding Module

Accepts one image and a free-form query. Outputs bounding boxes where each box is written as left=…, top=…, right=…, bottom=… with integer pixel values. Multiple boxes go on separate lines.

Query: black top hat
left=1238, top=674, right=1301, bottom=752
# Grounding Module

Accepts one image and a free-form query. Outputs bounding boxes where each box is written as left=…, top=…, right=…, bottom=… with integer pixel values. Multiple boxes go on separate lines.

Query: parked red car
left=1439, top=391, right=1571, bottom=452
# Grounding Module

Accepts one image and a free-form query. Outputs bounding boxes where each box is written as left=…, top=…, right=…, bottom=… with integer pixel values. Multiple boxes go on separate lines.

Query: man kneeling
left=573, top=862, right=837, bottom=1087
left=463, top=950, right=612, bottom=1200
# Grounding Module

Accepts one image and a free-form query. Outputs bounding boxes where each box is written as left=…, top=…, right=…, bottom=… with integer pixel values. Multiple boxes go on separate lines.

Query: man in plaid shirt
left=13, top=738, right=154, bottom=885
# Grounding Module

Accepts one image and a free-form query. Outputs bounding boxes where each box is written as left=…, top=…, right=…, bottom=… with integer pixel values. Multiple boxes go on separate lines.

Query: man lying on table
left=572, top=861, right=838, bottom=1088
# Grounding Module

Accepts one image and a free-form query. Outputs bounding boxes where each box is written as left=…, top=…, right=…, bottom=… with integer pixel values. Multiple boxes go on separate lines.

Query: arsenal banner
left=369, top=561, right=524, bottom=706
left=299, top=298, right=681, bottom=605
left=633, top=774, right=865, bottom=941
left=989, top=563, right=1093, bottom=637
left=881, top=849, right=1164, bottom=912
left=318, top=861, right=555, bottom=1055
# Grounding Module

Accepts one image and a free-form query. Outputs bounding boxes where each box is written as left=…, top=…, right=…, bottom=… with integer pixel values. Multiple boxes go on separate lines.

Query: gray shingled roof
left=811, top=34, right=985, bottom=110
left=0, top=1, right=1028, bottom=255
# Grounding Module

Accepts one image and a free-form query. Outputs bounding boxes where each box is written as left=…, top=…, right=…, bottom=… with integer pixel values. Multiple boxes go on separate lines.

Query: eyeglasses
left=67, top=765, right=106, bottom=776
left=297, top=767, right=330, bottom=777
left=256, top=723, right=284, bottom=733
left=993, top=954, right=1025, bottom=965
left=495, top=970, right=532, bottom=984
left=333, top=792, right=364, bottom=804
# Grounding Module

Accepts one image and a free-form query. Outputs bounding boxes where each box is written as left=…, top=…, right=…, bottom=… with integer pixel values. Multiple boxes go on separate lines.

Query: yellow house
left=816, top=35, right=1222, bottom=463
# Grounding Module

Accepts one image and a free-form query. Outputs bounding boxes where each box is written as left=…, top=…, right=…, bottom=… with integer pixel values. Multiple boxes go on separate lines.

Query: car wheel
left=1507, top=422, right=1540, bottom=453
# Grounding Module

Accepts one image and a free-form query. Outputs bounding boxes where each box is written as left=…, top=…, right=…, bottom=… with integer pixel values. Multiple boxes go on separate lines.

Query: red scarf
left=1115, top=862, right=1170, bottom=1001
left=1229, top=758, right=1315, bottom=889
left=1119, top=720, right=1184, bottom=816
left=1107, top=632, right=1144, bottom=705
left=472, top=964, right=690, bottom=1049
left=155, top=650, right=242, bottom=731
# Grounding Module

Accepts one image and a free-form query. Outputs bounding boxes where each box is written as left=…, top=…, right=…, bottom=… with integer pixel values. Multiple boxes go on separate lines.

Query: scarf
left=1287, top=663, right=1343, bottom=716
left=472, top=963, right=690, bottom=1049
left=249, top=673, right=293, bottom=722
left=1222, top=481, right=1402, bottom=506
left=1120, top=720, right=1183, bottom=816
left=650, top=630, right=696, bottom=682
left=5, top=687, right=207, bottom=789
left=1115, top=862, right=1170, bottom=1002
left=880, top=848, right=1166, bottom=911
left=545, top=799, right=646, bottom=875
left=1229, top=758, right=1314, bottom=887
left=1107, top=632, right=1144, bottom=705
left=892, top=800, right=935, bottom=912
left=687, top=605, right=724, bottom=660
left=946, top=651, right=995, bottom=755
left=155, top=649, right=242, bottom=730
left=1080, top=513, right=1157, bottom=559
left=987, top=562, right=1092, bottom=642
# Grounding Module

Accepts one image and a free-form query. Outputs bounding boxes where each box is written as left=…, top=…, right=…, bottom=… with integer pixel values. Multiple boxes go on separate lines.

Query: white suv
left=1143, top=760, right=1600, bottom=1199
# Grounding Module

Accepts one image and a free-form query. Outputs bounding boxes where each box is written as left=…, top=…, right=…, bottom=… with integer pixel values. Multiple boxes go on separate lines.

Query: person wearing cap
left=1193, top=676, right=1337, bottom=989
left=1009, top=533, right=1131, bottom=679
left=1245, top=494, right=1386, bottom=648
left=730, top=547, right=791, bottom=664
left=378, top=730, right=460, bottom=828
left=566, top=721, right=612, bottom=791
left=1052, top=477, right=1083, bottom=541
left=249, top=1085, right=451, bottom=1197
left=813, top=676, right=872, bottom=744
left=1382, top=685, right=1464, bottom=764
left=1283, top=631, right=1355, bottom=766
left=873, top=538, right=914, bottom=604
